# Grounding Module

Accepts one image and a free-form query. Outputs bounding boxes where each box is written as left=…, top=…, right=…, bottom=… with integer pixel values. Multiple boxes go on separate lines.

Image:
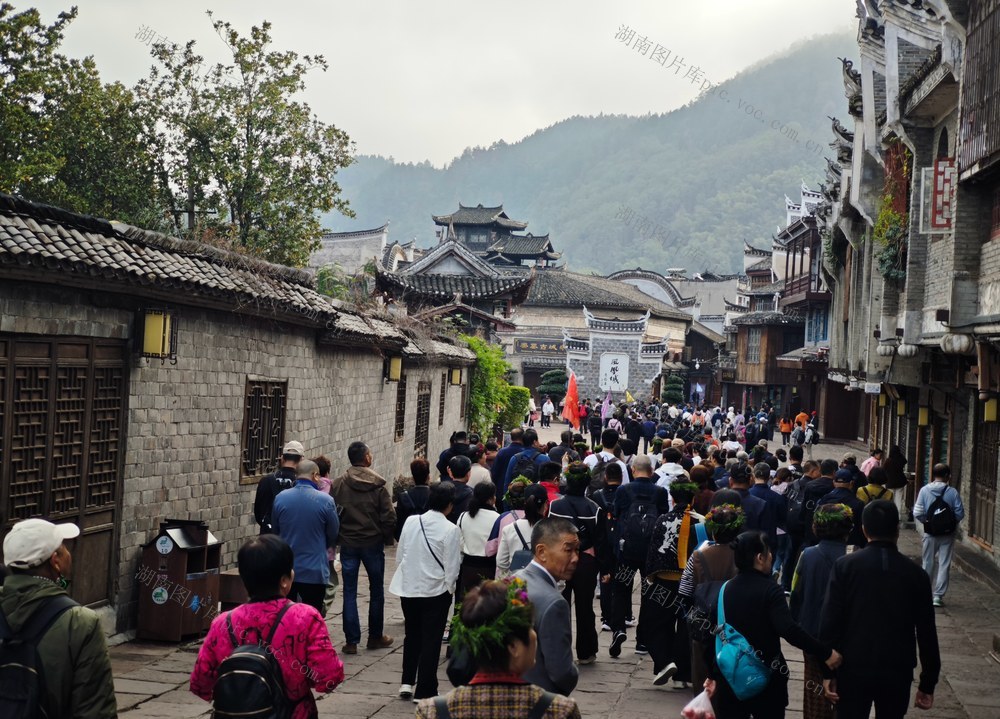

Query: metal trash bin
left=136, top=519, right=222, bottom=641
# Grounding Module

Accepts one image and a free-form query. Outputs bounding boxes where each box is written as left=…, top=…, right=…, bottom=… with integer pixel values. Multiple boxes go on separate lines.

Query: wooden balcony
left=780, top=273, right=831, bottom=308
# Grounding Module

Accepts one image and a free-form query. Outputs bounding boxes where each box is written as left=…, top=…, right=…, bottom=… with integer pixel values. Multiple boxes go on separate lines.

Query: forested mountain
left=327, top=33, right=854, bottom=275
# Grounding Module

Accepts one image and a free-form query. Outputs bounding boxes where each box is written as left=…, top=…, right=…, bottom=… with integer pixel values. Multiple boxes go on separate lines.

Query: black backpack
left=509, top=449, right=540, bottom=484
left=785, top=476, right=810, bottom=533
left=587, top=454, right=612, bottom=494
left=859, top=486, right=888, bottom=504
left=213, top=603, right=295, bottom=719
left=924, top=487, right=958, bottom=536
left=0, top=594, right=78, bottom=719
left=618, top=485, right=662, bottom=568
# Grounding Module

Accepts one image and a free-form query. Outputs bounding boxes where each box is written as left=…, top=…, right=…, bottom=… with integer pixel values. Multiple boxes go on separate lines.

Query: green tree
left=463, top=334, right=511, bottom=434
left=137, top=12, right=355, bottom=266
left=662, top=373, right=685, bottom=404
left=0, top=5, right=162, bottom=225
left=537, top=368, right=568, bottom=402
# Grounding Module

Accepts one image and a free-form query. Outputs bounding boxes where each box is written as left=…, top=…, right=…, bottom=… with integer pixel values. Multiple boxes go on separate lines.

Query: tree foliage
left=499, top=385, right=531, bottom=431
left=537, top=368, right=568, bottom=402
left=463, top=334, right=512, bottom=434
left=135, top=12, right=354, bottom=266
left=662, top=374, right=685, bottom=404
left=0, top=4, right=161, bottom=225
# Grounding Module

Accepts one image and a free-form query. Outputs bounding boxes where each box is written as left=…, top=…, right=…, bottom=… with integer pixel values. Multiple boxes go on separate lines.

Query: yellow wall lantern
left=449, top=367, right=463, bottom=386
left=918, top=406, right=930, bottom=426
left=986, top=398, right=998, bottom=423
left=141, top=309, right=177, bottom=362
left=896, top=399, right=907, bottom=416
left=385, top=356, right=403, bottom=383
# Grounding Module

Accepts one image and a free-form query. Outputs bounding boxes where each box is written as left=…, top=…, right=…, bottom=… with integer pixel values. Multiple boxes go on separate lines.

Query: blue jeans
left=340, top=543, right=386, bottom=645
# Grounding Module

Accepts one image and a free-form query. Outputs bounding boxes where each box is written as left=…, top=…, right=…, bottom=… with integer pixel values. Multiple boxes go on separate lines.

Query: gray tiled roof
left=375, top=267, right=534, bottom=300
left=487, top=233, right=560, bottom=258
left=432, top=203, right=528, bottom=230
left=0, top=193, right=411, bottom=347
left=526, top=269, right=691, bottom=321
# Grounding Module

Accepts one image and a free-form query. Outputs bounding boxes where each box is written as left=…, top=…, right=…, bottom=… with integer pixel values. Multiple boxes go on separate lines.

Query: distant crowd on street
left=0, top=393, right=963, bottom=719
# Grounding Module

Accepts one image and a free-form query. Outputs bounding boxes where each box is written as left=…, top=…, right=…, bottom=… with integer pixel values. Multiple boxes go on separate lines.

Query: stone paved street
left=113, top=426, right=1000, bottom=718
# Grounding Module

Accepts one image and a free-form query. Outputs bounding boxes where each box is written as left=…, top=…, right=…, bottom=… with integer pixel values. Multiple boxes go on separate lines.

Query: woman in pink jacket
left=190, top=535, right=345, bottom=719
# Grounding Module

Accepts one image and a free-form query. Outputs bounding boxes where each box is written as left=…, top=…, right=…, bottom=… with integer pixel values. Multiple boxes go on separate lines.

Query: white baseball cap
left=3, top=518, right=80, bottom=569
left=282, top=440, right=305, bottom=456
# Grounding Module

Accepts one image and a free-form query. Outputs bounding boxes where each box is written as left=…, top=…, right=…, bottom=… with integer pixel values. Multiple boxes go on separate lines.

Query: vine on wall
left=874, top=139, right=912, bottom=287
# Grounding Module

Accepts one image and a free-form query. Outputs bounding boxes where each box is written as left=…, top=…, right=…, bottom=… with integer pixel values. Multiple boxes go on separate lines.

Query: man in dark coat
left=819, top=500, right=940, bottom=715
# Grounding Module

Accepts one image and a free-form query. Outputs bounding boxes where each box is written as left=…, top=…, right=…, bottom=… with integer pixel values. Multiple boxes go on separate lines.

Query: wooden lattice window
left=747, top=328, right=762, bottom=364
left=1, top=338, right=125, bottom=524
left=460, top=379, right=467, bottom=420
left=438, top=373, right=447, bottom=427
left=395, top=374, right=407, bottom=441
left=414, top=381, right=432, bottom=458
left=241, top=379, right=287, bottom=481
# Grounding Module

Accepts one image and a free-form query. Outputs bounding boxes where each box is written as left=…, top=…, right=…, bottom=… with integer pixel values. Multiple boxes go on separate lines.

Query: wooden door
left=413, top=381, right=432, bottom=459
left=0, top=337, right=127, bottom=605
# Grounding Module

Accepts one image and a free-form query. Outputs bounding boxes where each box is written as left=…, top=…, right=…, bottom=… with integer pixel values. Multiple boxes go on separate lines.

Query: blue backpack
left=715, top=581, right=771, bottom=700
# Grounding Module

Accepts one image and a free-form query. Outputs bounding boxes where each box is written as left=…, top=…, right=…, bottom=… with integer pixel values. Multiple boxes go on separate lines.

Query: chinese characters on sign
left=135, top=565, right=218, bottom=621
left=515, top=338, right=567, bottom=355
left=599, top=353, right=630, bottom=391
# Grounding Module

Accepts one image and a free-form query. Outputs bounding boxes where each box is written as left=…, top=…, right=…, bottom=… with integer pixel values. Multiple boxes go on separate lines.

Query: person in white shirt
left=542, top=397, right=555, bottom=428
left=390, top=482, right=462, bottom=701
left=456, top=482, right=501, bottom=599
left=497, top=484, right=549, bottom=575
left=467, top=445, right=492, bottom=488
left=584, top=429, right=630, bottom=485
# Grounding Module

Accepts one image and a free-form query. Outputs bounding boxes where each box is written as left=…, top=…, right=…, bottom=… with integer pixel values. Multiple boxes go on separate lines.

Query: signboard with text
left=599, top=353, right=629, bottom=391
left=514, top=338, right=567, bottom=354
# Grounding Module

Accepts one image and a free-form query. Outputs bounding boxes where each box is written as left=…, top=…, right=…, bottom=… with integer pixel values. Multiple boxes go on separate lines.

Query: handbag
left=714, top=581, right=771, bottom=700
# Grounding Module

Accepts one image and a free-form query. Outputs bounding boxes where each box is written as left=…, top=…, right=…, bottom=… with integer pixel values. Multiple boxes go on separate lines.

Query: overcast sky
left=32, top=0, right=854, bottom=166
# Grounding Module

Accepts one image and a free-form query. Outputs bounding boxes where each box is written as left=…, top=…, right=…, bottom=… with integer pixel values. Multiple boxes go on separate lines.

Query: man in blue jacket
left=273, top=459, right=340, bottom=614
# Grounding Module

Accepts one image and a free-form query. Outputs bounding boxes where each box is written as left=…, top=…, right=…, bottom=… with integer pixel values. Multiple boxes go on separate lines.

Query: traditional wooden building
left=432, top=203, right=561, bottom=268
left=823, top=0, right=1000, bottom=566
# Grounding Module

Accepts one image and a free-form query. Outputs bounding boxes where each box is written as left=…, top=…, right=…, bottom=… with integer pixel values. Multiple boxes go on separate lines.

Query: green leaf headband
left=449, top=576, right=534, bottom=659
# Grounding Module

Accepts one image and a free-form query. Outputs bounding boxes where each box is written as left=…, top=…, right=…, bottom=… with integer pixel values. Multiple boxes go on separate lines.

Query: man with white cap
left=0, top=518, right=116, bottom=718
left=253, top=439, right=305, bottom=534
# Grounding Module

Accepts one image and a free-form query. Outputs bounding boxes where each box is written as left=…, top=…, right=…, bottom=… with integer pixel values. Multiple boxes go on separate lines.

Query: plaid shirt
left=415, top=681, right=580, bottom=719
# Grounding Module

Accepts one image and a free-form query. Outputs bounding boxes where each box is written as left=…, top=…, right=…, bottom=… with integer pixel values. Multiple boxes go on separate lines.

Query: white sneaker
left=653, top=662, right=677, bottom=686
left=398, top=684, right=413, bottom=700
left=625, top=617, right=638, bottom=627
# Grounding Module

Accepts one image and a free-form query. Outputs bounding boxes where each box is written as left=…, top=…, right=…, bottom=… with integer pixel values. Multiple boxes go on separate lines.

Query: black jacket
left=708, top=570, right=830, bottom=681
left=394, top=485, right=430, bottom=540
left=803, top=476, right=835, bottom=544
left=253, top=467, right=297, bottom=533
left=819, top=541, right=940, bottom=694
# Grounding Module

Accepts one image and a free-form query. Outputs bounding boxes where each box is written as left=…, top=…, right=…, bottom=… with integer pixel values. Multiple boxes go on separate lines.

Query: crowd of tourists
left=0, top=398, right=963, bottom=718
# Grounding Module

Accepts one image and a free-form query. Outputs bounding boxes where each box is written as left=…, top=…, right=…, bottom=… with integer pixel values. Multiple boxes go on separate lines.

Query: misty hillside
left=327, top=33, right=855, bottom=275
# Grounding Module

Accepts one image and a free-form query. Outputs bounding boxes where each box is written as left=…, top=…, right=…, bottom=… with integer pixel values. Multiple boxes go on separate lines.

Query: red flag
left=561, top=371, right=580, bottom=429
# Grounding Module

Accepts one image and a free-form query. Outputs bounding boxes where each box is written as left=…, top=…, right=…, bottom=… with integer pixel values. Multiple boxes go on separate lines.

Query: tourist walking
left=391, top=482, right=462, bottom=702
left=330, top=441, right=396, bottom=654
left=253, top=439, right=304, bottom=534
left=882, top=445, right=909, bottom=519
left=515, top=517, right=581, bottom=696
left=456, top=482, right=500, bottom=600
left=819, top=500, right=940, bottom=715
left=641, top=480, right=701, bottom=688
left=549, top=463, right=602, bottom=664
left=190, top=535, right=344, bottom=719
left=705, top=531, right=841, bottom=719
left=789, top=504, right=852, bottom=719
left=497, top=484, right=549, bottom=575
left=395, top=458, right=432, bottom=539
left=417, top=579, right=581, bottom=719
left=1, top=518, right=117, bottom=719
left=271, top=459, right=341, bottom=614
left=913, top=463, right=965, bottom=606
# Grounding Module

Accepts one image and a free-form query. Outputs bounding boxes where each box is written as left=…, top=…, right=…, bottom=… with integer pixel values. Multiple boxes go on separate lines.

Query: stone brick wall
left=568, top=335, right=663, bottom=402
left=0, top=283, right=467, bottom=631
